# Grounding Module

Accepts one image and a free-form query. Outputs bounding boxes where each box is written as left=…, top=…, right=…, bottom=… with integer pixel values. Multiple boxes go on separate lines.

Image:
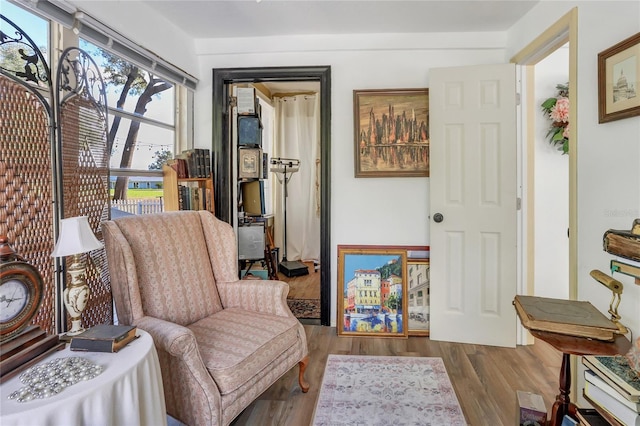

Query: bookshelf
left=233, top=87, right=276, bottom=278
left=162, top=165, right=214, bottom=213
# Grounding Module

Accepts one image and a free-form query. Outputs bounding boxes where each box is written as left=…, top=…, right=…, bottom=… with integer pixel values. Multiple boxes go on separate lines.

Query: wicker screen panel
left=0, top=74, right=56, bottom=335
left=57, top=48, right=112, bottom=328
left=59, top=98, right=111, bottom=326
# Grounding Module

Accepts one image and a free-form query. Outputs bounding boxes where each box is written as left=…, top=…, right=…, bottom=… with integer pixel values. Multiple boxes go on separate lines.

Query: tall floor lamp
left=51, top=216, right=103, bottom=337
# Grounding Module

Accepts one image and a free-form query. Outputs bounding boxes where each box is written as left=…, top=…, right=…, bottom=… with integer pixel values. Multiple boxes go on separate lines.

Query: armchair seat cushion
left=189, top=307, right=301, bottom=395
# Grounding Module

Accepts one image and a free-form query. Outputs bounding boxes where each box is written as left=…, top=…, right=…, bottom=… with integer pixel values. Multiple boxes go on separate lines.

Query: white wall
left=192, top=33, right=507, bottom=325
left=508, top=0, right=640, bottom=343
left=534, top=47, right=570, bottom=299
left=66, top=0, right=640, bottom=337
left=509, top=0, right=640, bottom=409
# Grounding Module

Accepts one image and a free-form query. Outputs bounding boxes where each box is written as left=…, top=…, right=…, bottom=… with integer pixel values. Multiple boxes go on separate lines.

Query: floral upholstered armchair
left=102, top=211, right=309, bottom=426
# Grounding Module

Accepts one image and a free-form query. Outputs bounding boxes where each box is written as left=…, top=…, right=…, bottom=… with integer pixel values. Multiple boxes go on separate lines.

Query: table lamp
left=51, top=216, right=103, bottom=337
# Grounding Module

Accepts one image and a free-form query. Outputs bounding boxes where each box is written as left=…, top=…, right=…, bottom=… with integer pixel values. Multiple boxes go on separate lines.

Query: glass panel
left=80, top=39, right=175, bottom=124
left=109, top=175, right=165, bottom=217
left=81, top=38, right=176, bottom=212
left=109, top=116, right=174, bottom=170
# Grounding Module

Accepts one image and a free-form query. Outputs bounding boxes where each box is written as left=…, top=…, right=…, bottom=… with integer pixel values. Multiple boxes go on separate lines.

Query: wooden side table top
left=530, top=330, right=632, bottom=356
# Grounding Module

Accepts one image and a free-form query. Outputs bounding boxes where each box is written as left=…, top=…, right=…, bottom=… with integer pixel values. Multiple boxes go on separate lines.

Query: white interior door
left=429, top=63, right=518, bottom=348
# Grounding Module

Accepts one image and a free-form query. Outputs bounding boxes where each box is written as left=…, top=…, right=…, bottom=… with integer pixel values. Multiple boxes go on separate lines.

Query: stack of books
left=70, top=324, right=138, bottom=353
left=582, top=355, right=640, bottom=425
left=166, top=149, right=212, bottom=179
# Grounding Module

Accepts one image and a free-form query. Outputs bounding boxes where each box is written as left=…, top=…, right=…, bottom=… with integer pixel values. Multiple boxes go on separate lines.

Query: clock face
left=0, top=261, right=43, bottom=341
left=0, top=279, right=28, bottom=322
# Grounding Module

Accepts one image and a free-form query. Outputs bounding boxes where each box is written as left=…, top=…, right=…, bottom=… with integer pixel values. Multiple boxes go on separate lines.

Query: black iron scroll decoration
left=0, top=14, right=50, bottom=87
left=57, top=47, right=108, bottom=118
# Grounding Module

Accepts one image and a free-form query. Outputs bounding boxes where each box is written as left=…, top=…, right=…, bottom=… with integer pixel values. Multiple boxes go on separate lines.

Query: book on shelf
left=576, top=408, right=611, bottom=426
left=166, top=158, right=188, bottom=179
left=513, top=295, right=619, bottom=341
left=610, top=258, right=640, bottom=279
left=236, top=87, right=257, bottom=115
left=238, top=147, right=262, bottom=179
left=586, top=369, right=640, bottom=412
left=70, top=324, right=138, bottom=353
left=242, top=180, right=265, bottom=216
left=202, top=148, right=211, bottom=177
left=585, top=380, right=640, bottom=425
left=261, top=152, right=269, bottom=179
left=583, top=355, right=640, bottom=402
left=182, top=149, right=199, bottom=178
left=178, top=184, right=211, bottom=211
left=172, top=149, right=211, bottom=179
left=603, top=219, right=640, bottom=262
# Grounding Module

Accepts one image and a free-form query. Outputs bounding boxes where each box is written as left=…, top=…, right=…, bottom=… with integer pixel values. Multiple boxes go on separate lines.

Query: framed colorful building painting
left=337, top=245, right=408, bottom=338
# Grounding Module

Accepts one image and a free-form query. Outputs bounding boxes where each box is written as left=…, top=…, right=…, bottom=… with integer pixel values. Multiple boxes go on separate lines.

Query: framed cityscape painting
left=337, top=245, right=408, bottom=338
left=353, top=88, right=430, bottom=178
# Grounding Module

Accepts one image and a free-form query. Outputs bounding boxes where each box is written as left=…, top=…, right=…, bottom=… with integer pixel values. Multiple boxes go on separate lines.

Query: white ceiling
left=140, top=0, right=540, bottom=39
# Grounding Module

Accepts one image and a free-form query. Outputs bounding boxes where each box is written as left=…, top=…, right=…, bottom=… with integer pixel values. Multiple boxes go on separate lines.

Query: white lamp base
left=63, top=257, right=90, bottom=338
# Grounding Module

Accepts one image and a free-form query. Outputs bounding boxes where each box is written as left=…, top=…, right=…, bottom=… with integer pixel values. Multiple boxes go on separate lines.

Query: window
left=80, top=39, right=178, bottom=215
left=3, top=0, right=195, bottom=217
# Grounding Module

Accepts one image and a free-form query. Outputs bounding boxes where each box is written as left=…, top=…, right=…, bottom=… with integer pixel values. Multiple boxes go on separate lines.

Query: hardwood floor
left=231, top=325, right=563, bottom=426
left=280, top=261, right=321, bottom=300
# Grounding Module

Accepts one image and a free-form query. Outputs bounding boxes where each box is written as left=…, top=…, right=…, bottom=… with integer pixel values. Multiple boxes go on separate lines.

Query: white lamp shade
left=51, top=216, right=103, bottom=257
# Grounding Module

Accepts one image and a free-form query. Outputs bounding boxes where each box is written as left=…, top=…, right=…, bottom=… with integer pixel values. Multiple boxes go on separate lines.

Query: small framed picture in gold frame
left=238, top=148, right=261, bottom=179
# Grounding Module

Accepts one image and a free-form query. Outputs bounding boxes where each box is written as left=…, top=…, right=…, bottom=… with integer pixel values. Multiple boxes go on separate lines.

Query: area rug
left=286, top=298, right=320, bottom=319
left=312, top=355, right=466, bottom=426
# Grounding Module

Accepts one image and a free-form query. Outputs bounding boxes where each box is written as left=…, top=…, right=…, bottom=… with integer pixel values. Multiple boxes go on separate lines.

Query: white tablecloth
left=1, top=330, right=167, bottom=426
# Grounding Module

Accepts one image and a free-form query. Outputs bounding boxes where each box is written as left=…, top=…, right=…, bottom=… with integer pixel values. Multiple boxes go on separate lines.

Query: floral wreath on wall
left=541, top=83, right=569, bottom=154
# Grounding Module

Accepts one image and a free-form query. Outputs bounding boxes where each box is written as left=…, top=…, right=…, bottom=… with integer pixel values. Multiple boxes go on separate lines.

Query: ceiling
left=140, top=0, right=540, bottom=39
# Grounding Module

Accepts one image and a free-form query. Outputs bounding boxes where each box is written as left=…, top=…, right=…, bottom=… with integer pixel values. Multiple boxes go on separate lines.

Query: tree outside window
left=80, top=40, right=175, bottom=202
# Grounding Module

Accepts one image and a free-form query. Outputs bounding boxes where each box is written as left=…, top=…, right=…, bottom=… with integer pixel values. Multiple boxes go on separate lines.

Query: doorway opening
left=212, top=66, right=331, bottom=326
left=531, top=45, right=570, bottom=301
left=511, top=8, right=577, bottom=340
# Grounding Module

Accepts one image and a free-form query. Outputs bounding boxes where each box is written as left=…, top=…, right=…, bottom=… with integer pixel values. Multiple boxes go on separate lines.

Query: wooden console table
left=530, top=330, right=631, bottom=426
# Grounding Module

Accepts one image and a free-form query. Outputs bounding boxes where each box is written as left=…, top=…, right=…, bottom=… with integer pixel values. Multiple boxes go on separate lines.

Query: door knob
left=433, top=213, right=444, bottom=223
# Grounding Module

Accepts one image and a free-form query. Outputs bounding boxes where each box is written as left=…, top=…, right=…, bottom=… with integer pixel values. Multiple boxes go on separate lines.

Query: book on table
left=603, top=219, right=640, bottom=262
left=583, top=355, right=640, bottom=403
left=585, top=369, right=640, bottom=412
left=513, top=295, right=619, bottom=341
left=584, top=380, right=640, bottom=425
left=70, top=324, right=138, bottom=353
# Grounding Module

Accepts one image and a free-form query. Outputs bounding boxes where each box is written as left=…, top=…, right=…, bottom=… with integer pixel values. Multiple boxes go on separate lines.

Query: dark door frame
left=212, top=66, right=331, bottom=326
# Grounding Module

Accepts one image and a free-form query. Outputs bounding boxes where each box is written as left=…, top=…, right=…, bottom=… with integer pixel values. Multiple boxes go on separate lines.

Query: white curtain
left=272, top=94, right=320, bottom=263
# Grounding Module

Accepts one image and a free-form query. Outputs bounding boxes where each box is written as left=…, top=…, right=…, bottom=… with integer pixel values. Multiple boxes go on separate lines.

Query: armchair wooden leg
left=298, top=355, right=310, bottom=393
